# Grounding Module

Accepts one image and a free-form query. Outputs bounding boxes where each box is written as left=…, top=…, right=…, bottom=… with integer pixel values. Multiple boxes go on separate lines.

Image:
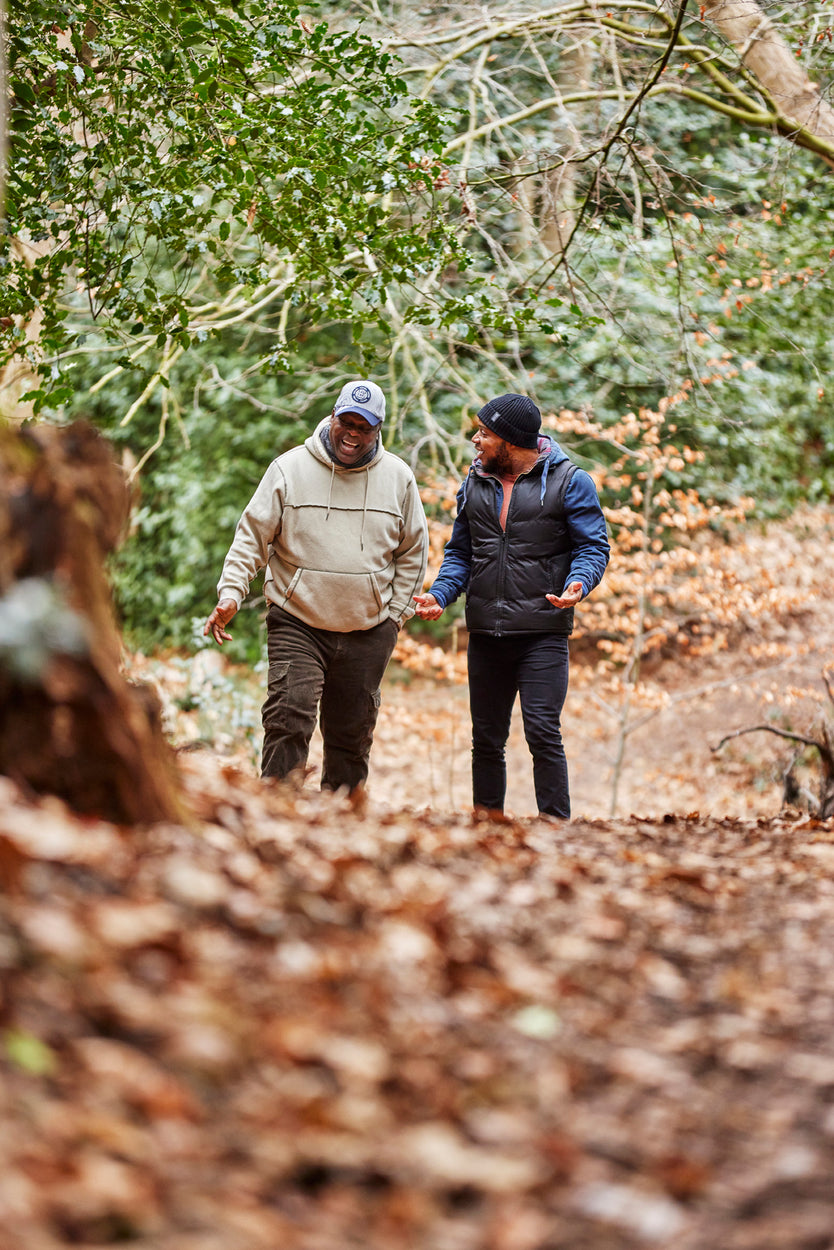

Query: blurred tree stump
left=0, top=420, right=185, bottom=824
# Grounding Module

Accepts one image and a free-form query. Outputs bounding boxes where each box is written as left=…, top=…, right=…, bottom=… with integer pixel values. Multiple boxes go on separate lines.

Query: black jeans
left=468, top=632, right=570, bottom=818
left=262, top=606, right=398, bottom=792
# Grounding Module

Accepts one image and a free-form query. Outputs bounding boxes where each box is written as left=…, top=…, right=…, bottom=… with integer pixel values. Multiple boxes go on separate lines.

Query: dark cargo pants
left=262, top=605, right=399, bottom=792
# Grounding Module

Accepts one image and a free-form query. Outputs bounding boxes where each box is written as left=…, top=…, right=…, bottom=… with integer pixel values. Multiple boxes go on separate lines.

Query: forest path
left=10, top=504, right=825, bottom=1243
left=1, top=762, right=833, bottom=1248
left=142, top=506, right=834, bottom=823
left=331, top=505, right=834, bottom=821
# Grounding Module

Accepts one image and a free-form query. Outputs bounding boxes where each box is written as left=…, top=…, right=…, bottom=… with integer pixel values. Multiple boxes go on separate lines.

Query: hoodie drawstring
left=324, top=456, right=369, bottom=549
left=360, top=471, right=369, bottom=551
left=540, top=456, right=551, bottom=505
left=325, top=460, right=335, bottom=521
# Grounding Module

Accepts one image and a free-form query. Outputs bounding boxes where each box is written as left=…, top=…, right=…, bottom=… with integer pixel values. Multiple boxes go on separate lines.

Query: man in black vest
left=414, top=393, right=609, bottom=821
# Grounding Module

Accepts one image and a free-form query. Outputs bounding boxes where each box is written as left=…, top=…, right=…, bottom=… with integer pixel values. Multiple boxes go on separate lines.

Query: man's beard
left=481, top=442, right=513, bottom=476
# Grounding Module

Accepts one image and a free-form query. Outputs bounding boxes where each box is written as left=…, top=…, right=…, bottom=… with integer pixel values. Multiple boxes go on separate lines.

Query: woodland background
left=2, top=2, right=834, bottom=1247
left=4, top=0, right=834, bottom=814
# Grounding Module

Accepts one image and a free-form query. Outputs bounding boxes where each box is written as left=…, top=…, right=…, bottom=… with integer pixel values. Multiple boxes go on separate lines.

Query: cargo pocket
left=263, top=661, right=291, bottom=729
left=357, top=687, right=382, bottom=755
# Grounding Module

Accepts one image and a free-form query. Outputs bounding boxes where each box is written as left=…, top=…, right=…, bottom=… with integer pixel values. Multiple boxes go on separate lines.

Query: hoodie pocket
left=282, top=567, right=303, bottom=603
left=280, top=567, right=389, bottom=632
left=369, top=571, right=384, bottom=611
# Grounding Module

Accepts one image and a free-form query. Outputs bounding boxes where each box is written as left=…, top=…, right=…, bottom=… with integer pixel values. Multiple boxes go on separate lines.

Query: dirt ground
left=2, top=756, right=834, bottom=1249
left=304, top=506, right=834, bottom=824
left=367, top=633, right=828, bottom=823
left=2, top=510, right=834, bottom=1249
left=148, top=504, right=834, bottom=824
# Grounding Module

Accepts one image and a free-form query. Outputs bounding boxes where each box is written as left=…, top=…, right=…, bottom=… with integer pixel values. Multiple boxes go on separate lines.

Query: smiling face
left=472, top=422, right=513, bottom=476
left=329, top=410, right=379, bottom=465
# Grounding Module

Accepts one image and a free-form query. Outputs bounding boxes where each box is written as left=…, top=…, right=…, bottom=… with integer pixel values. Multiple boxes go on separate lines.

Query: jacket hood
left=467, top=433, right=571, bottom=506
left=537, top=432, right=570, bottom=467
left=470, top=432, right=569, bottom=479
left=306, top=417, right=385, bottom=472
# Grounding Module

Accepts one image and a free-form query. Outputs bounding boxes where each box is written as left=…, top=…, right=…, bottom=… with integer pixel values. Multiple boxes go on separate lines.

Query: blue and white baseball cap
left=333, top=379, right=386, bottom=427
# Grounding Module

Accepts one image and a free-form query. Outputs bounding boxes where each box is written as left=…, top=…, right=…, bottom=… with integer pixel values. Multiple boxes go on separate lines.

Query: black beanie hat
left=476, top=393, right=541, bottom=449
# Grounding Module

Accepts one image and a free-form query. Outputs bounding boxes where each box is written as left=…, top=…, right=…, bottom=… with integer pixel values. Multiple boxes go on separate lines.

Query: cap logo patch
left=351, top=385, right=372, bottom=404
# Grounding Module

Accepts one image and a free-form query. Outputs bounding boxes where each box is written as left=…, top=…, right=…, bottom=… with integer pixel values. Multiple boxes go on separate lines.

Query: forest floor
left=159, top=504, right=834, bottom=822
left=2, top=507, right=834, bottom=1249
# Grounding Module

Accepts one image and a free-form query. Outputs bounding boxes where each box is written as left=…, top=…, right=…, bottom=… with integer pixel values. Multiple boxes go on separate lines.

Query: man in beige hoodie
left=204, top=380, right=428, bottom=794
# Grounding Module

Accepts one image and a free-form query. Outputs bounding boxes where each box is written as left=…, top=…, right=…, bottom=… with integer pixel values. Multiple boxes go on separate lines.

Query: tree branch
left=712, top=724, right=825, bottom=753
left=700, top=0, right=834, bottom=170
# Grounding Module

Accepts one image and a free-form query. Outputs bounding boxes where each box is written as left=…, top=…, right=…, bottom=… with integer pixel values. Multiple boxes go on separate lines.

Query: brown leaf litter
left=1, top=758, right=834, bottom=1248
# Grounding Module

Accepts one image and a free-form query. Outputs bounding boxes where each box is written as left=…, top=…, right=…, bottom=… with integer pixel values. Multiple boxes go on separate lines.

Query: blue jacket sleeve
left=564, top=469, right=610, bottom=597
left=428, top=481, right=471, bottom=609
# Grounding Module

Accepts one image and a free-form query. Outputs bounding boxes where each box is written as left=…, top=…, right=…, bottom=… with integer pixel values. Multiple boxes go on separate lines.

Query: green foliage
left=3, top=0, right=461, bottom=399
left=535, top=144, right=834, bottom=508
left=8, top=0, right=834, bottom=656
left=161, top=652, right=267, bottom=764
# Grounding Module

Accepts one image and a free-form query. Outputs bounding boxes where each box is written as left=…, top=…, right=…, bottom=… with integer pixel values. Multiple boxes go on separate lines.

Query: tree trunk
left=539, top=40, right=594, bottom=255
left=702, top=0, right=834, bottom=168
left=0, top=421, right=186, bottom=824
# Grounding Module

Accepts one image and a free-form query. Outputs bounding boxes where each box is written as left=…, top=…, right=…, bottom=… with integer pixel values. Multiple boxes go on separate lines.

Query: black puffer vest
left=463, top=458, right=577, bottom=635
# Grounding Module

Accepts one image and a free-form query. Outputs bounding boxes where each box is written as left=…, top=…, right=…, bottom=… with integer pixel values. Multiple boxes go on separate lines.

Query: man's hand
left=546, top=581, right=584, bottom=610
left=204, top=599, right=238, bottom=646
left=413, top=592, right=444, bottom=621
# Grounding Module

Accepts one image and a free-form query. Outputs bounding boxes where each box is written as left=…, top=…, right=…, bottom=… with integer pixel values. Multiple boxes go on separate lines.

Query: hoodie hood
left=306, top=417, right=385, bottom=472
left=306, top=417, right=386, bottom=546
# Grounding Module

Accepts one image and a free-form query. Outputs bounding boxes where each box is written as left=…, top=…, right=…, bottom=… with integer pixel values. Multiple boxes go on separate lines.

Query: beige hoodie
left=217, top=419, right=428, bottom=632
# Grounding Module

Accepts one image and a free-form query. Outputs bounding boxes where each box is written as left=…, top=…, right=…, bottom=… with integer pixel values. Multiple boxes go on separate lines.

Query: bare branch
left=712, top=724, right=825, bottom=754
